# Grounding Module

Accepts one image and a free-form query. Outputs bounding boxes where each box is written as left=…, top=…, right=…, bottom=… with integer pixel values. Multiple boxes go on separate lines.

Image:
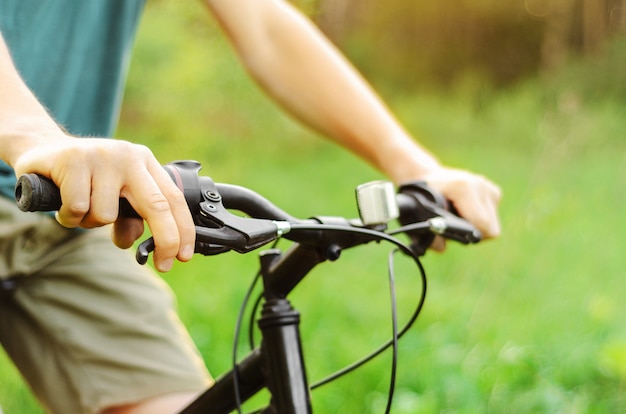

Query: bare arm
left=204, top=0, right=501, bottom=238
left=0, top=34, right=194, bottom=271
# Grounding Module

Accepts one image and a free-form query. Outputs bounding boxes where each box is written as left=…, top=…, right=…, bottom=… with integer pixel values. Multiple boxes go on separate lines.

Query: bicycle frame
left=181, top=242, right=327, bottom=414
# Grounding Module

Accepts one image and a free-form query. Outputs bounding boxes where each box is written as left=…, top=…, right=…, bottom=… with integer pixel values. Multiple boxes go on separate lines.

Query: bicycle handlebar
left=14, top=160, right=481, bottom=260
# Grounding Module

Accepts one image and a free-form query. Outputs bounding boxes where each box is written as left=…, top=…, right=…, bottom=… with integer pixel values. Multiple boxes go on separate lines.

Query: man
left=0, top=0, right=501, bottom=413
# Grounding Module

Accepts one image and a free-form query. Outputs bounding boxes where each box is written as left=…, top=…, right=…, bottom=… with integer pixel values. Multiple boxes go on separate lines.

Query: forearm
left=207, top=0, right=501, bottom=239
left=0, top=34, right=196, bottom=270
left=205, top=0, right=441, bottom=183
left=0, top=34, right=66, bottom=168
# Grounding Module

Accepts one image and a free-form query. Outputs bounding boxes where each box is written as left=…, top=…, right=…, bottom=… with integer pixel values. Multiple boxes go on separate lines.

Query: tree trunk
left=609, top=0, right=626, bottom=33
left=583, top=0, right=609, bottom=54
left=541, top=0, right=577, bottom=71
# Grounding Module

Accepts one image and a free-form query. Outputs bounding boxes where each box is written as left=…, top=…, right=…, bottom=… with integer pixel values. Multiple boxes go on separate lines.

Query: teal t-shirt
left=0, top=0, right=146, bottom=200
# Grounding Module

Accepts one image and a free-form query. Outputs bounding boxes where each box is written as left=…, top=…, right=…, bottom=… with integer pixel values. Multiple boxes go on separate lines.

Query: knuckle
left=152, top=232, right=181, bottom=256
left=145, top=193, right=172, bottom=213
left=130, top=143, right=152, bottom=159
left=156, top=236, right=180, bottom=251
left=491, top=183, right=503, bottom=201
left=65, top=201, right=90, bottom=217
left=93, top=210, right=118, bottom=224
left=165, top=189, right=188, bottom=209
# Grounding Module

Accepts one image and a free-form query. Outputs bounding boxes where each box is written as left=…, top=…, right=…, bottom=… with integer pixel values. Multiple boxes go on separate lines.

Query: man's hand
left=12, top=136, right=195, bottom=272
left=419, top=166, right=502, bottom=250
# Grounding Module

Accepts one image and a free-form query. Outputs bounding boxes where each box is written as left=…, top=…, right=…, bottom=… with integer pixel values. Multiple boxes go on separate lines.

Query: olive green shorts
left=0, top=197, right=212, bottom=413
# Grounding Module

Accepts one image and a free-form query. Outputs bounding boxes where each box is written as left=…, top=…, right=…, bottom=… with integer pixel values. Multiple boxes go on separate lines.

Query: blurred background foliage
left=119, top=1, right=626, bottom=411
left=1, top=0, right=625, bottom=413
left=309, top=0, right=626, bottom=95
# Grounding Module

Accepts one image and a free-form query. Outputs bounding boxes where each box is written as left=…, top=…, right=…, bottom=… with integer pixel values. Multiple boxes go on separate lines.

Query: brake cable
left=229, top=223, right=429, bottom=413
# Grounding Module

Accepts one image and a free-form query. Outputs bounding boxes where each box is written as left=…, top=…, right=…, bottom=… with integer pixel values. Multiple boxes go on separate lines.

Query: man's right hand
left=12, top=135, right=195, bottom=272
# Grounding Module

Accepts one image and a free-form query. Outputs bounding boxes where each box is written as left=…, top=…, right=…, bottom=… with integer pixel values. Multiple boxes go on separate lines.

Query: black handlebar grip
left=15, top=174, right=62, bottom=212
left=15, top=174, right=140, bottom=218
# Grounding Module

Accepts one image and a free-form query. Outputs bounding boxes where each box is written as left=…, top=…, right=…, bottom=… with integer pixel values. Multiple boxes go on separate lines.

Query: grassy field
left=1, top=2, right=625, bottom=413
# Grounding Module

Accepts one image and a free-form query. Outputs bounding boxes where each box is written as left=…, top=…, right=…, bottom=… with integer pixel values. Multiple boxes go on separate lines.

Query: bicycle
left=15, top=160, right=481, bottom=414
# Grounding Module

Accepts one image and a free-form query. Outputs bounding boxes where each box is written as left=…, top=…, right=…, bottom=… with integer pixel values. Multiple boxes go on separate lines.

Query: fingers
left=481, top=181, right=502, bottom=238
left=452, top=176, right=501, bottom=239
left=111, top=216, right=145, bottom=249
left=79, top=170, right=123, bottom=228
left=424, top=168, right=502, bottom=241
left=121, top=163, right=195, bottom=271
left=18, top=138, right=196, bottom=272
left=55, top=168, right=92, bottom=228
left=149, top=162, right=196, bottom=263
left=458, top=177, right=501, bottom=239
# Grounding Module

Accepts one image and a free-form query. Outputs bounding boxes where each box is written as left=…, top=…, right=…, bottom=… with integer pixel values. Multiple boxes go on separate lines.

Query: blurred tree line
left=298, top=0, right=626, bottom=91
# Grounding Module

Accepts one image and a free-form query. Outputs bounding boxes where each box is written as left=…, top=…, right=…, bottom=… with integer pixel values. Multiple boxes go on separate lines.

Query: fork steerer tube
left=258, top=298, right=312, bottom=414
left=262, top=243, right=326, bottom=298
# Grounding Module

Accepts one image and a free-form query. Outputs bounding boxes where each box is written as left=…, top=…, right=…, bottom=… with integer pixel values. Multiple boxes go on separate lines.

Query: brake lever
left=427, top=211, right=482, bottom=244
left=135, top=228, right=237, bottom=265
left=192, top=179, right=291, bottom=253
left=135, top=170, right=292, bottom=265
left=135, top=217, right=287, bottom=265
left=397, top=181, right=481, bottom=255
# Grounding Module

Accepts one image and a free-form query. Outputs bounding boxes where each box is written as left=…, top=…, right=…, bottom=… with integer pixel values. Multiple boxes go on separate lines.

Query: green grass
left=1, top=2, right=625, bottom=413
